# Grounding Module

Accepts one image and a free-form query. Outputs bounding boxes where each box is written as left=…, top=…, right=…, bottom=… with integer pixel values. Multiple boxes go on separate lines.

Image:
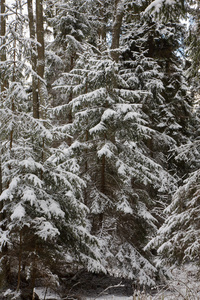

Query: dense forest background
left=0, top=0, right=200, bottom=299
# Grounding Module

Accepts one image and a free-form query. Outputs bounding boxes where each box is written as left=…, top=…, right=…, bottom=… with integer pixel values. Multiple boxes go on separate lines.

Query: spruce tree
left=48, top=0, right=194, bottom=286
left=53, top=36, right=181, bottom=283
left=0, top=1, right=104, bottom=296
left=144, top=0, right=200, bottom=270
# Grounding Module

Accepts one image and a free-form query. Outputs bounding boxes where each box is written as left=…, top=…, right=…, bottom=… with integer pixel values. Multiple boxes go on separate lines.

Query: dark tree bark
left=36, top=0, right=47, bottom=119
left=0, top=0, right=10, bottom=289
left=1, top=0, right=7, bottom=92
left=110, top=0, right=124, bottom=62
left=28, top=0, right=39, bottom=118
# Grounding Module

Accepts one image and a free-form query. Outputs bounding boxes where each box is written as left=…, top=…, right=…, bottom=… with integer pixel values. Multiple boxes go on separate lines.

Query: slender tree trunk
left=99, top=154, right=105, bottom=226
left=84, top=81, right=89, bottom=205
left=110, top=0, right=124, bottom=62
left=0, top=144, right=3, bottom=227
left=98, top=1, right=107, bottom=42
left=67, top=56, right=75, bottom=146
left=1, top=0, right=7, bottom=92
left=0, top=140, right=9, bottom=290
left=9, top=16, right=17, bottom=151
left=31, top=246, right=37, bottom=300
left=28, top=0, right=39, bottom=118
left=0, top=2, right=10, bottom=288
left=17, top=231, right=22, bottom=292
left=36, top=0, right=47, bottom=119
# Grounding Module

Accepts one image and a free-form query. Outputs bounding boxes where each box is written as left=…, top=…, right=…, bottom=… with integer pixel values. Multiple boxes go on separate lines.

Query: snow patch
left=11, top=204, right=25, bottom=221
left=97, top=144, right=113, bottom=159
left=22, top=189, right=36, bottom=205
left=144, top=0, right=176, bottom=14
left=37, top=220, right=60, bottom=240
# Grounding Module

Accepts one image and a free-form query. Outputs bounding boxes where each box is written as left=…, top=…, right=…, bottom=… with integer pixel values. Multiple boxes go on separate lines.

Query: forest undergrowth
left=84, top=264, right=200, bottom=300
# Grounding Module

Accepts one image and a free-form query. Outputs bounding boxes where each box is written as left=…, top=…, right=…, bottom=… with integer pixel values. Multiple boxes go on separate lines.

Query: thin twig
left=93, top=281, right=125, bottom=300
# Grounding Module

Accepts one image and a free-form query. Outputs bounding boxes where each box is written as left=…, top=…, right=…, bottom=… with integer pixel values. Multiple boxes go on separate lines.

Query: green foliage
left=144, top=0, right=185, bottom=22
left=0, top=0, right=198, bottom=294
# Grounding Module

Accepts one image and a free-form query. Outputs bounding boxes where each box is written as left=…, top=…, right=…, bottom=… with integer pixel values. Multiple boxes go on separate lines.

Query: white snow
left=8, top=176, right=20, bottom=190
left=101, top=108, right=116, bottom=121
left=49, top=201, right=65, bottom=218
left=144, top=0, right=176, bottom=14
left=85, top=264, right=200, bottom=299
left=97, top=144, right=113, bottom=159
left=22, top=188, right=36, bottom=205
left=87, top=297, right=132, bottom=300
left=35, top=288, right=61, bottom=300
left=117, top=200, right=133, bottom=214
left=90, top=123, right=106, bottom=135
left=19, top=157, right=44, bottom=171
left=36, top=220, right=60, bottom=240
left=11, top=204, right=25, bottom=221
left=0, top=189, right=11, bottom=201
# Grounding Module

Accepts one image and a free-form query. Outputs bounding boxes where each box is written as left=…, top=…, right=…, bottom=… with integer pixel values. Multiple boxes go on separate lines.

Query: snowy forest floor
left=86, top=265, right=200, bottom=300
left=33, top=263, right=200, bottom=300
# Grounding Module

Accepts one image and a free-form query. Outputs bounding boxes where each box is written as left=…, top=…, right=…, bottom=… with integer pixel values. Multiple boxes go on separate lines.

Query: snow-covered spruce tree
left=53, top=45, right=177, bottom=285
left=0, top=1, right=104, bottom=295
left=45, top=0, right=98, bottom=103
left=185, top=0, right=200, bottom=122
left=122, top=2, right=193, bottom=175
left=144, top=0, right=200, bottom=269
left=145, top=139, right=200, bottom=267
left=0, top=103, right=104, bottom=292
left=45, top=0, right=101, bottom=153
left=143, top=0, right=185, bottom=22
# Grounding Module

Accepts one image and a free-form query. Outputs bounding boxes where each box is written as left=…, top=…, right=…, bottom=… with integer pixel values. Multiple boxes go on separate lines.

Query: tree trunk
left=0, top=1, right=11, bottom=289
left=98, top=1, right=107, bottom=42
left=98, top=153, right=106, bottom=229
left=67, top=56, right=75, bottom=145
left=28, top=0, right=39, bottom=118
left=36, top=0, right=47, bottom=119
left=0, top=149, right=10, bottom=290
left=110, top=0, right=124, bottom=62
left=0, top=0, right=7, bottom=92
left=17, top=231, right=22, bottom=292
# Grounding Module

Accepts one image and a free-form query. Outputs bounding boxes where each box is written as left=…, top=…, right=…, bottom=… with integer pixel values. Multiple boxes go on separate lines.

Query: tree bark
left=17, top=231, right=22, bottom=292
left=28, top=0, right=39, bottom=118
left=36, top=0, right=47, bottom=119
left=98, top=1, right=107, bottom=42
left=0, top=0, right=7, bottom=92
left=0, top=1, right=11, bottom=289
left=110, top=0, right=124, bottom=62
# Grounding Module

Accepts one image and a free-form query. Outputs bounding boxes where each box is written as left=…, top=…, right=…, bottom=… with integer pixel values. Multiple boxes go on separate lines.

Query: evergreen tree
left=0, top=1, right=104, bottom=296
left=145, top=144, right=200, bottom=267
left=122, top=2, right=193, bottom=169
left=144, top=0, right=200, bottom=270
left=48, top=0, right=194, bottom=286
left=53, top=39, right=179, bottom=284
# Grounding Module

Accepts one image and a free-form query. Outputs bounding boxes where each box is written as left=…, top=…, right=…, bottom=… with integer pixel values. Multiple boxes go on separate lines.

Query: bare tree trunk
left=0, top=141, right=9, bottom=290
left=1, top=0, right=7, bottom=92
left=110, top=0, right=124, bottom=62
left=36, top=0, right=47, bottom=119
left=28, top=0, right=39, bottom=118
left=17, top=231, right=22, bottom=292
left=98, top=1, right=107, bottom=43
left=31, top=245, right=37, bottom=300
left=99, top=154, right=105, bottom=227
left=67, top=56, right=75, bottom=146
left=0, top=1, right=11, bottom=289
